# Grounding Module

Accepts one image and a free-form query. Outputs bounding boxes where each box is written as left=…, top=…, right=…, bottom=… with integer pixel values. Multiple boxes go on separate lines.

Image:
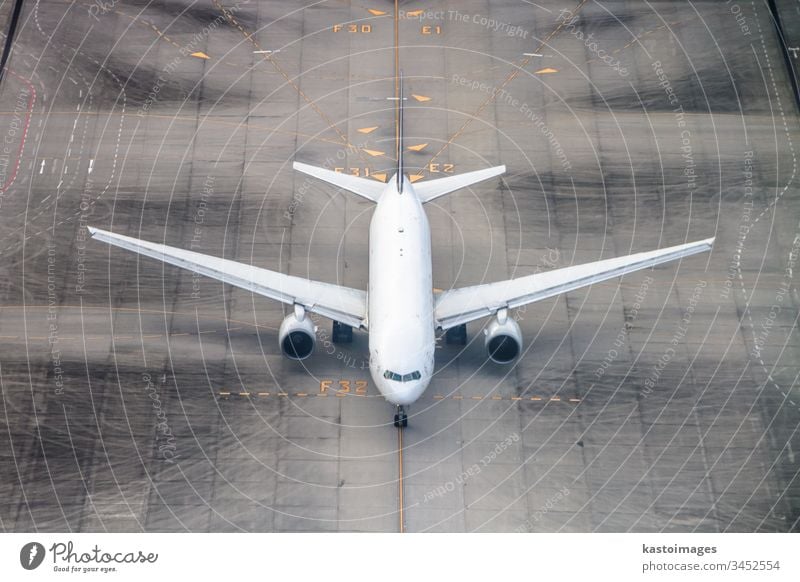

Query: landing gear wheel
left=445, top=323, right=467, bottom=345
left=394, top=406, right=408, bottom=428
left=332, top=321, right=353, bottom=343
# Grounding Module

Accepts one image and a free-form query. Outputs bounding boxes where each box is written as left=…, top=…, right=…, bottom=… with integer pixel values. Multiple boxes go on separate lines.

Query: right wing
left=89, top=227, right=368, bottom=329
left=434, top=237, right=715, bottom=330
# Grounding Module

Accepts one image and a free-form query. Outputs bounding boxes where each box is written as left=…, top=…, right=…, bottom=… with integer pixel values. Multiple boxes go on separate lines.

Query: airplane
left=89, top=77, right=714, bottom=428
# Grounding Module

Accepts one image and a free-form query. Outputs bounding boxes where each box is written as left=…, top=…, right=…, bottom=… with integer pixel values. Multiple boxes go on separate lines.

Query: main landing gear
left=393, top=405, right=408, bottom=428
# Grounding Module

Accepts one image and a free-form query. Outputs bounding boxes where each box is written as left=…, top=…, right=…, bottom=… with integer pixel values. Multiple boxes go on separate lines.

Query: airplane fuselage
left=368, top=175, right=435, bottom=405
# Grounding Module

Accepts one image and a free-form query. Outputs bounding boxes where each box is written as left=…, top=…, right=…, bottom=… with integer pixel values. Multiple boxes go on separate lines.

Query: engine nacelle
left=279, top=307, right=316, bottom=360
left=484, top=309, right=522, bottom=364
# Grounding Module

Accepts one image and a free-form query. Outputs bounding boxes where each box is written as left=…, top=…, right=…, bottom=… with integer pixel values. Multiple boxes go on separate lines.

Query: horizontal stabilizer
left=293, top=161, right=386, bottom=202
left=414, top=165, right=506, bottom=203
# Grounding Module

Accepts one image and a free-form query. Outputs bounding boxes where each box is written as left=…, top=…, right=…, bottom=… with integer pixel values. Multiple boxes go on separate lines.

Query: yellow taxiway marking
left=531, top=397, right=542, bottom=401
left=471, top=396, right=483, bottom=400
left=371, top=173, right=388, bottom=182
left=190, top=51, right=210, bottom=59
left=409, top=174, right=424, bottom=183
left=405, top=9, right=424, bottom=17
left=278, top=392, right=289, bottom=397
left=491, top=395, right=503, bottom=400
left=363, top=149, right=385, bottom=157
left=407, top=143, right=428, bottom=152
left=419, top=0, right=589, bottom=171
left=433, top=395, right=444, bottom=400
left=295, top=392, right=308, bottom=397
left=239, top=392, right=251, bottom=397
left=358, top=126, right=379, bottom=134
left=411, top=94, right=431, bottom=102
left=258, top=392, right=270, bottom=397
left=368, top=9, right=387, bottom=16
left=535, top=67, right=558, bottom=74
left=219, top=392, right=231, bottom=396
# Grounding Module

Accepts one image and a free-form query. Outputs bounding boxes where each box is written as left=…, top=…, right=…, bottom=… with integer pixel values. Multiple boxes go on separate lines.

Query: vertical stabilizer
left=396, top=72, right=405, bottom=192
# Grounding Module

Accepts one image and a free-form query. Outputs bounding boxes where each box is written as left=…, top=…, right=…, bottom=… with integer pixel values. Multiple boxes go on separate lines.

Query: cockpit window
left=383, top=370, right=421, bottom=382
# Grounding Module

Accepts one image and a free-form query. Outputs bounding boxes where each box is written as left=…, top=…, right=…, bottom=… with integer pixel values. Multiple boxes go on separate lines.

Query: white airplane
left=89, top=80, right=714, bottom=428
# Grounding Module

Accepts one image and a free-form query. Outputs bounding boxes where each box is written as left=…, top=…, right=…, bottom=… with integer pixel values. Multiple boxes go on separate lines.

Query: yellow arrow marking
left=407, top=143, right=428, bottom=152
left=535, top=67, right=558, bottom=74
left=409, top=174, right=424, bottom=183
left=371, top=173, right=388, bottom=182
left=363, top=149, right=385, bottom=157
left=358, top=126, right=379, bottom=134
left=406, top=9, right=424, bottom=17
left=411, top=94, right=431, bottom=102
left=191, top=51, right=210, bottom=59
left=368, top=9, right=387, bottom=16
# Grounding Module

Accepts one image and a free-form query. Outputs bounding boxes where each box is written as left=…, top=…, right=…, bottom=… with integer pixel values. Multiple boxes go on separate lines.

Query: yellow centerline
left=398, top=420, right=405, bottom=533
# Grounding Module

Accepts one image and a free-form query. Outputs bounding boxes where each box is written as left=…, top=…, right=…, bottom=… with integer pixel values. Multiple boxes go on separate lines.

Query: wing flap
left=89, top=227, right=367, bottom=329
left=435, top=238, right=715, bottom=329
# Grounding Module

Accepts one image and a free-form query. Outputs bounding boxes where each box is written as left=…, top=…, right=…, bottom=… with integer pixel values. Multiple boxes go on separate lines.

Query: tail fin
left=293, top=161, right=385, bottom=202
left=396, top=72, right=405, bottom=192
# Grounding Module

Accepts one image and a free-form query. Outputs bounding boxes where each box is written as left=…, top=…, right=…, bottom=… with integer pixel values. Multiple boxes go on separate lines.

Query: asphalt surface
left=0, top=0, right=798, bottom=532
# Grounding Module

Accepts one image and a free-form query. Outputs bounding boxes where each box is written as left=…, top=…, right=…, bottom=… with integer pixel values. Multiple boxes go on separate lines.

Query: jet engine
left=484, top=309, right=522, bottom=364
left=279, top=306, right=316, bottom=360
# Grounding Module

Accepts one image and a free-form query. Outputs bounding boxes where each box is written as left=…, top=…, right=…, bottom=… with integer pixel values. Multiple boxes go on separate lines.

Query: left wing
left=434, top=237, right=714, bottom=330
left=89, top=227, right=368, bottom=329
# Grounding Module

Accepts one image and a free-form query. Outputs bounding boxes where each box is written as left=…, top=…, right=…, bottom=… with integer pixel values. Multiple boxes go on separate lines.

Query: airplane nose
left=381, top=379, right=428, bottom=406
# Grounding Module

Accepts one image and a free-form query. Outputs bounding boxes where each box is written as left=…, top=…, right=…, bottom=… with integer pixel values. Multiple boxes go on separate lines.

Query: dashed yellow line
left=218, top=392, right=582, bottom=404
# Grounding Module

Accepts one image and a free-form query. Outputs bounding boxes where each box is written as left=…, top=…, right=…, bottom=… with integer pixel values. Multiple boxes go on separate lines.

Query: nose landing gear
left=393, top=405, right=408, bottom=428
